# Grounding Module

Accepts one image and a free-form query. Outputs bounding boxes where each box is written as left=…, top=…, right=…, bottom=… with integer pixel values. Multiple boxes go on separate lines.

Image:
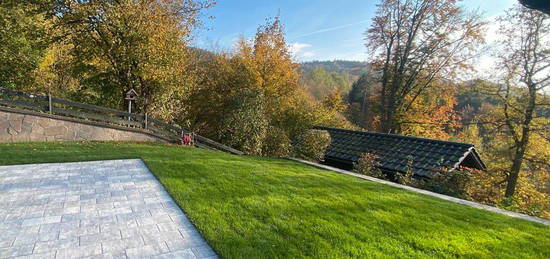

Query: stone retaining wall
left=0, top=109, right=164, bottom=143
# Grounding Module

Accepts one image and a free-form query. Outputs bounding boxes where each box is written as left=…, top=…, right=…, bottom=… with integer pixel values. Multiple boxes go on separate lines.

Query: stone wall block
left=109, top=130, right=120, bottom=140
left=0, top=119, right=9, bottom=134
left=63, top=130, right=77, bottom=141
left=7, top=113, right=24, bottom=122
left=8, top=126, right=19, bottom=135
left=77, top=125, right=94, bottom=140
left=35, top=116, right=51, bottom=128
left=8, top=114, right=24, bottom=134
left=44, top=125, right=68, bottom=136
left=11, top=133, right=30, bottom=142
left=20, top=115, right=34, bottom=135
left=31, top=123, right=45, bottom=135
left=0, top=131, right=11, bottom=141
left=29, top=133, right=46, bottom=142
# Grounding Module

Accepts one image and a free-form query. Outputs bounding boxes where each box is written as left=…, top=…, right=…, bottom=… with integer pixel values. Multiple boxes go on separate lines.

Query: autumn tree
left=184, top=42, right=271, bottom=154
left=237, top=16, right=350, bottom=138
left=365, top=0, right=485, bottom=133
left=487, top=5, right=550, bottom=198
left=252, top=16, right=300, bottom=118
left=451, top=80, right=550, bottom=217
left=54, top=0, right=213, bottom=117
left=399, top=80, right=460, bottom=139
left=0, top=0, right=52, bottom=87
left=182, top=17, right=352, bottom=154
left=29, top=42, right=80, bottom=97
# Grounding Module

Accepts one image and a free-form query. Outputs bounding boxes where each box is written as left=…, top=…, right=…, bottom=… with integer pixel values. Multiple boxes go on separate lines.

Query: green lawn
left=0, top=141, right=548, bottom=258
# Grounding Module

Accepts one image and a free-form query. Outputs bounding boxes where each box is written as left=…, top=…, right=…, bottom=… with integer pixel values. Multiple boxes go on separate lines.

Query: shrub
left=354, top=153, right=386, bottom=179
left=292, top=129, right=331, bottom=162
left=463, top=168, right=550, bottom=218
left=220, top=89, right=268, bottom=155
left=395, top=156, right=417, bottom=186
left=422, top=167, right=472, bottom=199
left=422, top=167, right=550, bottom=218
left=462, top=167, right=504, bottom=206
left=262, top=126, right=291, bottom=157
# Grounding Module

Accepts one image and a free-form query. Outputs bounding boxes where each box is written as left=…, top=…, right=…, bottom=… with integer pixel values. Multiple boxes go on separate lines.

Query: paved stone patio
left=0, top=159, right=217, bottom=259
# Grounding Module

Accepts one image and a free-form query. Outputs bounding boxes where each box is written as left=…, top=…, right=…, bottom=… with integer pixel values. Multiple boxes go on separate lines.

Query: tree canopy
left=365, top=0, right=485, bottom=133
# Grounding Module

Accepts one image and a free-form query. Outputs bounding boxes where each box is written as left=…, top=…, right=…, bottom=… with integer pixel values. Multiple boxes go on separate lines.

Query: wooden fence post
left=48, top=92, right=52, bottom=114
left=144, top=113, right=148, bottom=130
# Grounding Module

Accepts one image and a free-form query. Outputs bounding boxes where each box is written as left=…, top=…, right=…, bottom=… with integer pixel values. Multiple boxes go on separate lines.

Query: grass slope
left=0, top=141, right=548, bottom=258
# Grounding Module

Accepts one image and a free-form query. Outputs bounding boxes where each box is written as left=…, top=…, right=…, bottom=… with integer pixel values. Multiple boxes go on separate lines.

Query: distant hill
left=299, top=61, right=370, bottom=100
left=300, top=60, right=370, bottom=77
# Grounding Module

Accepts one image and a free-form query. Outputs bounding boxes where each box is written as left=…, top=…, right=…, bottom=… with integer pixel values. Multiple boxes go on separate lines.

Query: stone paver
left=0, top=159, right=217, bottom=259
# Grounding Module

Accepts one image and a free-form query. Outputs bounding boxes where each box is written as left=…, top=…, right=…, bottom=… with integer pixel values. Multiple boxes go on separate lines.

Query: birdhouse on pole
left=125, top=89, right=139, bottom=114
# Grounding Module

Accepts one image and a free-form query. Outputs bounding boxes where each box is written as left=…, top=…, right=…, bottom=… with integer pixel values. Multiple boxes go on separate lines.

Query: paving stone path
left=0, top=159, right=218, bottom=259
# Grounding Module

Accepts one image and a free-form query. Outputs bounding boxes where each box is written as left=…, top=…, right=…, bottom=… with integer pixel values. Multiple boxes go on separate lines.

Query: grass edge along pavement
left=0, top=141, right=549, bottom=258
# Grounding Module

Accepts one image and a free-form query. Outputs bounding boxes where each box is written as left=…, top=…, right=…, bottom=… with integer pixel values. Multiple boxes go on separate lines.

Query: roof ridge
left=315, top=126, right=473, bottom=147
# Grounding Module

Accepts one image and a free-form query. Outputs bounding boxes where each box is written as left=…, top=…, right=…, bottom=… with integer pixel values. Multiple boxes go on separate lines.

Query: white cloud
left=289, top=42, right=311, bottom=54
left=289, top=42, right=315, bottom=60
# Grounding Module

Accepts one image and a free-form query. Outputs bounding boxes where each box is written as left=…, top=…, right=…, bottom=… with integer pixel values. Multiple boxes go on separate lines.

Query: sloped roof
left=315, top=126, right=486, bottom=177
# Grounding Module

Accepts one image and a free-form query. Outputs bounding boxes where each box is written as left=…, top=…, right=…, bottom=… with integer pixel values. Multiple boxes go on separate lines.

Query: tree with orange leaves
left=252, top=16, right=301, bottom=117
left=365, top=0, right=485, bottom=134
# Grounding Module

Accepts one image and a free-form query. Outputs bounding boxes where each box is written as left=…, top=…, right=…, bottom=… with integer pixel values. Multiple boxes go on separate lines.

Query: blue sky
left=192, top=0, right=517, bottom=62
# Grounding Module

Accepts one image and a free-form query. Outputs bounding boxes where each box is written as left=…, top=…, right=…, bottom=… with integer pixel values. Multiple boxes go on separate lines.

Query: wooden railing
left=0, top=87, right=243, bottom=155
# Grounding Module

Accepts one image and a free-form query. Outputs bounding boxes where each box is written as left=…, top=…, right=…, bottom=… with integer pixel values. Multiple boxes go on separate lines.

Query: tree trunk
left=504, top=85, right=536, bottom=198
left=381, top=86, right=399, bottom=134
left=381, top=105, right=397, bottom=133
left=360, top=85, right=368, bottom=114
left=505, top=138, right=528, bottom=197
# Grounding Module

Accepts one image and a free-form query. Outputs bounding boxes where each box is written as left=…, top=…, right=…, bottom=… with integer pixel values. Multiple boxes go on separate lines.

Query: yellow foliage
left=457, top=108, right=550, bottom=219
left=400, top=81, right=460, bottom=140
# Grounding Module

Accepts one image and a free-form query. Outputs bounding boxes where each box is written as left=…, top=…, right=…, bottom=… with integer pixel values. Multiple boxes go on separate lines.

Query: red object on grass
left=181, top=133, right=193, bottom=146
